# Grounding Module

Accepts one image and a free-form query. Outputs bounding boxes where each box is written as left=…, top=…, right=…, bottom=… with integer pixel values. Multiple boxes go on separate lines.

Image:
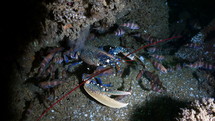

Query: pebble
left=189, top=93, right=194, bottom=97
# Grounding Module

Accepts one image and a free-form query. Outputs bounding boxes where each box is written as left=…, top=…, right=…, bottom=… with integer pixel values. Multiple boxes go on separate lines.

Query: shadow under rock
left=3, top=0, right=49, bottom=120
left=130, top=96, right=188, bottom=121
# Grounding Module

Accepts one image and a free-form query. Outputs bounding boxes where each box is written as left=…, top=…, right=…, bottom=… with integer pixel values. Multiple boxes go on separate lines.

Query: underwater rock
left=176, top=98, right=215, bottom=121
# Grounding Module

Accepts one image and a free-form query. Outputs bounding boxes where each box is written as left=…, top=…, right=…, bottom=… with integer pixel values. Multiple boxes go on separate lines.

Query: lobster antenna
left=125, top=36, right=182, bottom=58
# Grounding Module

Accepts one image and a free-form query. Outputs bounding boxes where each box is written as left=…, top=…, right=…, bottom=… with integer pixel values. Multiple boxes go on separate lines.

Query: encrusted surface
left=177, top=98, right=215, bottom=121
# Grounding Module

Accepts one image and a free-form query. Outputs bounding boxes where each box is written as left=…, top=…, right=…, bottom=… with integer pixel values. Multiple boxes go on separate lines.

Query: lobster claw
left=84, top=80, right=131, bottom=108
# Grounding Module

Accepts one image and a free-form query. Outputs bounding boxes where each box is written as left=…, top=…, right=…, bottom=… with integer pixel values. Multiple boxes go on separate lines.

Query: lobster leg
left=95, top=77, right=113, bottom=87
left=67, top=61, right=83, bottom=70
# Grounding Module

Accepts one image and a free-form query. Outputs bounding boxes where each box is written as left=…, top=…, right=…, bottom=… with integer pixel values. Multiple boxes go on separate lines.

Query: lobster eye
left=106, top=59, right=110, bottom=63
left=70, top=51, right=79, bottom=60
